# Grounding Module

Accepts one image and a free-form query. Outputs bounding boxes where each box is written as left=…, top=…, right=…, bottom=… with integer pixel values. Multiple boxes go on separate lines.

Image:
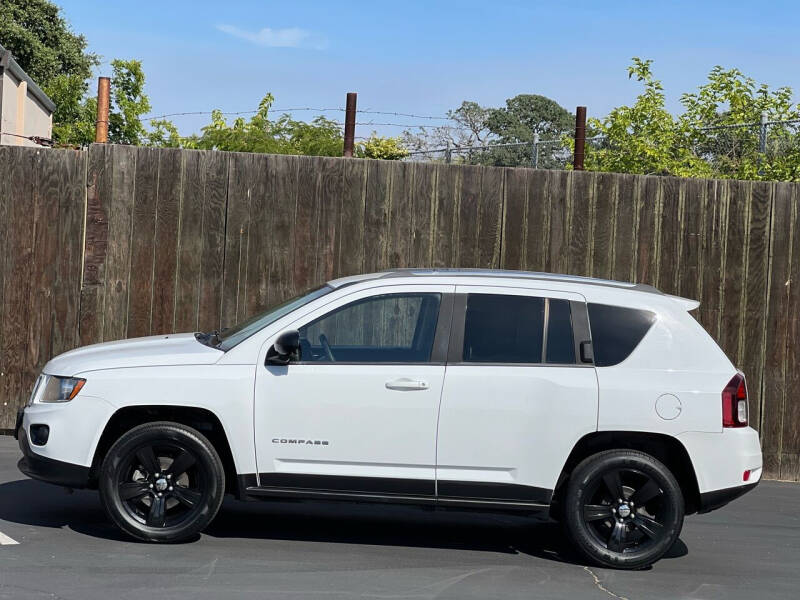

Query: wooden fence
left=0, top=144, right=798, bottom=480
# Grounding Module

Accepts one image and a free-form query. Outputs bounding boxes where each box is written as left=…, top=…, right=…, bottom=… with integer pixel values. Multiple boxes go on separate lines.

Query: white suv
left=15, top=269, right=762, bottom=569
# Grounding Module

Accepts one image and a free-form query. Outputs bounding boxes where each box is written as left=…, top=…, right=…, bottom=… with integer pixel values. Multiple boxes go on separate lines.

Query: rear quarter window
left=587, top=303, right=656, bottom=367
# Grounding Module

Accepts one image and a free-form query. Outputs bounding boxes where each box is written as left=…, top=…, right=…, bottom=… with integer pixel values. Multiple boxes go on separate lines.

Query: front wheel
left=99, top=421, right=225, bottom=542
left=563, top=450, right=684, bottom=569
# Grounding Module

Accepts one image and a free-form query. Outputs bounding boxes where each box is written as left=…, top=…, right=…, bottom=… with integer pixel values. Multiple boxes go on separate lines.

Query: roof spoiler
left=666, top=294, right=700, bottom=311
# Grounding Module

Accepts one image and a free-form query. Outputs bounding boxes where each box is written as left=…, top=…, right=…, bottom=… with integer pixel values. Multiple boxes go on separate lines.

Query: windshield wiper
left=195, top=330, right=222, bottom=348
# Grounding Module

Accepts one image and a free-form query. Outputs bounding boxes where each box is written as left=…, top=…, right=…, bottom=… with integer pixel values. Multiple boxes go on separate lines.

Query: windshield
left=212, top=285, right=334, bottom=351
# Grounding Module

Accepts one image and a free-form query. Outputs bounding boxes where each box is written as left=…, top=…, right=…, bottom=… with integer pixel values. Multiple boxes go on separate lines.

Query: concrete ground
left=0, top=436, right=798, bottom=599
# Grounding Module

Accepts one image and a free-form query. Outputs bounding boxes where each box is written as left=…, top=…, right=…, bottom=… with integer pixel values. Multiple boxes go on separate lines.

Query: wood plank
left=761, top=183, right=792, bottom=477
left=455, top=165, right=481, bottom=267
left=591, top=172, right=616, bottom=279
left=80, top=144, right=113, bottom=344
left=410, top=162, right=436, bottom=268
left=432, top=163, right=458, bottom=268
left=525, top=169, right=550, bottom=272
left=477, top=165, right=503, bottom=269
left=28, top=149, right=61, bottom=379
left=780, top=184, right=800, bottom=480
left=546, top=170, right=571, bottom=273
left=635, top=176, right=661, bottom=285
left=150, top=148, right=183, bottom=334
left=97, top=146, right=137, bottom=341
left=697, top=179, right=727, bottom=342
left=611, top=174, right=636, bottom=282
left=568, top=170, right=595, bottom=276
left=0, top=148, right=35, bottom=427
left=363, top=159, right=392, bottom=272
left=0, top=147, right=8, bottom=403
left=739, top=180, right=771, bottom=434
left=500, top=168, right=527, bottom=270
left=316, top=157, right=343, bottom=281
left=127, top=147, right=159, bottom=339
left=678, top=178, right=705, bottom=301
left=718, top=180, right=749, bottom=364
left=51, top=150, right=85, bottom=356
left=244, top=154, right=271, bottom=317
left=657, top=176, right=682, bottom=294
left=221, top=152, right=253, bottom=328
left=174, top=150, right=205, bottom=333
left=292, top=156, right=320, bottom=293
left=337, top=157, right=366, bottom=276
left=267, top=154, right=298, bottom=304
left=197, top=151, right=228, bottom=331
left=387, top=161, right=414, bottom=269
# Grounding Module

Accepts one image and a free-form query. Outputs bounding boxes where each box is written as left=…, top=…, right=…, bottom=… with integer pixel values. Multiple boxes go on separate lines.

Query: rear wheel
left=99, top=421, right=225, bottom=542
left=563, top=450, right=684, bottom=569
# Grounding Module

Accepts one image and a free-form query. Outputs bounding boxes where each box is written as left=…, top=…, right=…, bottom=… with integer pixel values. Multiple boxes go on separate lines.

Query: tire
left=563, top=449, right=684, bottom=569
left=99, top=421, right=225, bottom=542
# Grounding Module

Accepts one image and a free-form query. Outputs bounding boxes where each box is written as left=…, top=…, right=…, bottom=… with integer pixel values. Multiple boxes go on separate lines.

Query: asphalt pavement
left=0, top=435, right=798, bottom=599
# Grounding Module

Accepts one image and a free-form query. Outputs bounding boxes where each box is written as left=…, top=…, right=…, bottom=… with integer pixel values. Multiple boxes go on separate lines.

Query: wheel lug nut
left=149, top=484, right=153, bottom=489
left=158, top=493, right=163, bottom=497
left=169, top=486, right=173, bottom=491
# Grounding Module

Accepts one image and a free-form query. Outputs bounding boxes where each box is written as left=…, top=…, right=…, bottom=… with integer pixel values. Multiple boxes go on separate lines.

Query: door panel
left=436, top=285, right=598, bottom=502
left=254, top=285, right=454, bottom=496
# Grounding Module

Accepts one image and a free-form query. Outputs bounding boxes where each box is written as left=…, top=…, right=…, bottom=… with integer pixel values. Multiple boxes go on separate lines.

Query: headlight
left=39, top=375, right=86, bottom=403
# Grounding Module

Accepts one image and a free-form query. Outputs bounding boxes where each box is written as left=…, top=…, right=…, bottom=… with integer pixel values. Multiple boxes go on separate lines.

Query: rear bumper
left=698, top=481, right=759, bottom=513
left=678, top=427, right=762, bottom=497
left=17, top=425, right=91, bottom=489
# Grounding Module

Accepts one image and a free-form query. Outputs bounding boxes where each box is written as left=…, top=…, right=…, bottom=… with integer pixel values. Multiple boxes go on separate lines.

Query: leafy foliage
left=585, top=58, right=800, bottom=180
left=180, top=94, right=344, bottom=156
left=357, top=134, right=409, bottom=160
left=480, top=94, right=573, bottom=168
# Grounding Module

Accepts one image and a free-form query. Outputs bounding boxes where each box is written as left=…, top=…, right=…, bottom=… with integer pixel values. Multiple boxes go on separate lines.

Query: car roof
left=327, top=268, right=661, bottom=294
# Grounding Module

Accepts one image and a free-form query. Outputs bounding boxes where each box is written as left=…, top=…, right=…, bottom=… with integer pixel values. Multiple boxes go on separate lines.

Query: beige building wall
left=1, top=69, right=54, bottom=147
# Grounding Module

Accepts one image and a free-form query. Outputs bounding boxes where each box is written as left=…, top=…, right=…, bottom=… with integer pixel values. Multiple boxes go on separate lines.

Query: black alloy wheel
left=564, top=450, right=684, bottom=569
left=99, top=422, right=225, bottom=542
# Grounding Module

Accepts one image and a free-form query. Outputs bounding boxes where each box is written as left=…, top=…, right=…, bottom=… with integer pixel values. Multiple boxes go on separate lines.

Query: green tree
left=680, top=66, right=800, bottom=180
left=189, top=94, right=343, bottom=156
left=0, top=0, right=98, bottom=143
left=583, top=58, right=709, bottom=177
left=357, top=134, right=409, bottom=160
left=480, top=94, right=574, bottom=167
left=586, top=58, right=800, bottom=180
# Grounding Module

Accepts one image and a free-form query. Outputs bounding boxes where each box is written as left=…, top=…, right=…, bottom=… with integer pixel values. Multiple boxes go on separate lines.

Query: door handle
left=385, top=378, right=429, bottom=391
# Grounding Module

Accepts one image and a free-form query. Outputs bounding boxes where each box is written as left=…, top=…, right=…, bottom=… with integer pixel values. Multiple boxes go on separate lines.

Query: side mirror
left=266, top=330, right=300, bottom=365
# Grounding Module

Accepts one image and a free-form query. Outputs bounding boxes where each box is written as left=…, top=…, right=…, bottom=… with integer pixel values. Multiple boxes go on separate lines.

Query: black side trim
left=246, top=486, right=437, bottom=506
left=437, top=480, right=553, bottom=504
left=17, top=428, right=91, bottom=489
left=245, top=473, right=553, bottom=511
left=698, top=481, right=759, bottom=514
left=257, top=473, right=435, bottom=496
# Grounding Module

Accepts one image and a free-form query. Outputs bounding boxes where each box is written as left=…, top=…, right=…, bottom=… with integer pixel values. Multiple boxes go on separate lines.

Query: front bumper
left=17, top=422, right=91, bottom=489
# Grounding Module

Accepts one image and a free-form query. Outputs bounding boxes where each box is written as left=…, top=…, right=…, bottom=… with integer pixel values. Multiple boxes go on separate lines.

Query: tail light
left=722, top=373, right=748, bottom=428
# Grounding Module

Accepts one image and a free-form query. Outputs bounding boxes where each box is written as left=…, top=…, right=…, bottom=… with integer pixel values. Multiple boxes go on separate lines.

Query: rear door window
left=463, top=294, right=544, bottom=363
left=461, top=294, right=578, bottom=364
left=587, top=303, right=656, bottom=366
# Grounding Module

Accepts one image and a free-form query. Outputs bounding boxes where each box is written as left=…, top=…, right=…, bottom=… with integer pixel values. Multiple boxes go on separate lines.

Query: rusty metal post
left=343, top=92, right=357, bottom=157
left=95, top=76, right=110, bottom=143
left=573, top=106, right=586, bottom=171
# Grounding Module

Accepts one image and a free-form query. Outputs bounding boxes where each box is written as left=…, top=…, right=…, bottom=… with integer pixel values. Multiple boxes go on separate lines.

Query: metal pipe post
left=573, top=106, right=586, bottom=170
left=343, top=92, right=357, bottom=157
left=95, top=77, right=110, bottom=143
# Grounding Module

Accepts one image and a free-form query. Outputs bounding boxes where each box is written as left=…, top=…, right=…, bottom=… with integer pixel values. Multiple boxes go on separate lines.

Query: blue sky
left=59, top=0, right=800, bottom=139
